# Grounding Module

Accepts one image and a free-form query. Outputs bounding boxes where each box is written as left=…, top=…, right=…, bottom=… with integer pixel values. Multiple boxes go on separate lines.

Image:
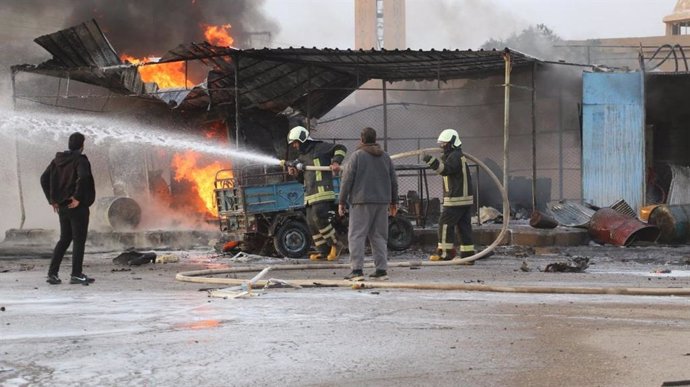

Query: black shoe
left=70, top=274, right=95, bottom=285
left=46, top=274, right=62, bottom=285
left=369, top=270, right=389, bottom=280
left=344, top=270, right=364, bottom=281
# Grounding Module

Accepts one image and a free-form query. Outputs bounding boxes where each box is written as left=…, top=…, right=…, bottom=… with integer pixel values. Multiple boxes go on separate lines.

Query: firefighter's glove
left=422, top=154, right=433, bottom=164
left=286, top=159, right=305, bottom=171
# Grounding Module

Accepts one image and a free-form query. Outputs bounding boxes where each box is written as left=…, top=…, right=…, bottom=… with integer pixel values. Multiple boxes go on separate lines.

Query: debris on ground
left=155, top=254, right=179, bottom=264
left=652, top=268, right=672, bottom=274
left=520, top=261, right=531, bottom=272
left=542, top=256, right=590, bottom=273
left=112, top=251, right=157, bottom=266
left=264, top=278, right=302, bottom=289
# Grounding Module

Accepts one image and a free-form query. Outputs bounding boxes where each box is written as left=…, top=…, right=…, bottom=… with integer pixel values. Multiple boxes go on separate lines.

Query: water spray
left=0, top=109, right=282, bottom=165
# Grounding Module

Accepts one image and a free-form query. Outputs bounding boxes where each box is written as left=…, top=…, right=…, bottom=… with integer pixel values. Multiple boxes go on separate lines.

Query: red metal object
left=588, top=208, right=660, bottom=246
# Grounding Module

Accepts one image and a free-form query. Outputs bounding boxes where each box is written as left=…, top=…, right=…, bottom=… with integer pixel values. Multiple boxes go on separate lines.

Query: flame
left=121, top=54, right=194, bottom=89
left=203, top=24, right=234, bottom=47
left=172, top=151, right=231, bottom=216
left=203, top=121, right=228, bottom=142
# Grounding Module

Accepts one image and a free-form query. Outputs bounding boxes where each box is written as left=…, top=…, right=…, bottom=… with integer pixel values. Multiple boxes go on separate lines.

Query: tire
left=387, top=216, right=414, bottom=251
left=274, top=220, right=311, bottom=258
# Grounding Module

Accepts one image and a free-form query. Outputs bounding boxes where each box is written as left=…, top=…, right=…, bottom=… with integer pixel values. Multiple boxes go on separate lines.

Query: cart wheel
left=387, top=216, right=414, bottom=251
left=274, top=220, right=311, bottom=258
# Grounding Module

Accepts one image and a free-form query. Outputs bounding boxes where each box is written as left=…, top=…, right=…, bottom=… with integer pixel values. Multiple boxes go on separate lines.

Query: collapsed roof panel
left=12, top=20, right=539, bottom=118
left=34, top=19, right=121, bottom=68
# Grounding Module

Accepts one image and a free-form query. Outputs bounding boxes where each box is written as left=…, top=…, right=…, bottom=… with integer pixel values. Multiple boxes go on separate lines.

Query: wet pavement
left=1, top=245, right=690, bottom=386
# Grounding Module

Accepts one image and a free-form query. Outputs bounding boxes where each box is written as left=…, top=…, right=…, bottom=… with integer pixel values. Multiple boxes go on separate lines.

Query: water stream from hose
left=0, top=108, right=282, bottom=165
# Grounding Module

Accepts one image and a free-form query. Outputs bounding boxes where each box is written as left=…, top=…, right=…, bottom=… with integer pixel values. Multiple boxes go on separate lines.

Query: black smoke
left=3, top=0, right=279, bottom=56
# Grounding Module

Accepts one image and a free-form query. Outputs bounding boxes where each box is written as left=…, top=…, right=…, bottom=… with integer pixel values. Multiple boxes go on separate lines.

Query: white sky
left=262, top=0, right=676, bottom=49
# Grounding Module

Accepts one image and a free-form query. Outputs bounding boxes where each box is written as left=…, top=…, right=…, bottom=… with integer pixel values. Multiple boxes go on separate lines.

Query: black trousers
left=436, top=205, right=475, bottom=259
left=306, top=201, right=337, bottom=255
left=48, top=206, right=90, bottom=277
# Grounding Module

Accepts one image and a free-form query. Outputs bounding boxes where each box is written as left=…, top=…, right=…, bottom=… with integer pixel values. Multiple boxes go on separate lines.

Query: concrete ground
left=1, top=244, right=690, bottom=387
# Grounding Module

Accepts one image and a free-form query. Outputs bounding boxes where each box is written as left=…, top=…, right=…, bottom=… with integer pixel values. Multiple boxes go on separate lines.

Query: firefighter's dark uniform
left=425, top=146, right=475, bottom=260
left=295, top=140, right=347, bottom=258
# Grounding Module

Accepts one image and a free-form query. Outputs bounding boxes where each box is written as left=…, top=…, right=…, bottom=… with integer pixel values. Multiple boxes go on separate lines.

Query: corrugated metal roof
left=13, top=20, right=539, bottom=118
left=550, top=200, right=595, bottom=228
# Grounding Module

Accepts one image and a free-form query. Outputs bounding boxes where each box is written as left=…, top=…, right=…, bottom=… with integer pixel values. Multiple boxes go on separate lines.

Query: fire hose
left=177, top=149, right=690, bottom=296
left=279, top=148, right=509, bottom=264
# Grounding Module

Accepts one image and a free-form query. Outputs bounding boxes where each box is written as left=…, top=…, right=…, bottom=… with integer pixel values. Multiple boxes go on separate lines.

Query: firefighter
left=422, top=128, right=475, bottom=262
left=286, top=126, right=347, bottom=260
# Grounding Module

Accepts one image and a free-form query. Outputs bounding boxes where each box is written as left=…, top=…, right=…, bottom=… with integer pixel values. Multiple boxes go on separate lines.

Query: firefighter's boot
left=326, top=245, right=339, bottom=261
left=429, top=249, right=455, bottom=261
left=309, top=253, right=324, bottom=261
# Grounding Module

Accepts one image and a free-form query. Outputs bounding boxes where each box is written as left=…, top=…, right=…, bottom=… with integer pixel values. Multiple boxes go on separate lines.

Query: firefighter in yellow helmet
left=286, top=126, right=347, bottom=260
left=422, top=129, right=475, bottom=262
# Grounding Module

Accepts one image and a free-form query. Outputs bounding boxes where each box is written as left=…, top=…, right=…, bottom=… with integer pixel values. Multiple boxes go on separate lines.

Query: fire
left=172, top=151, right=230, bottom=216
left=121, top=54, right=195, bottom=89
left=203, top=24, right=234, bottom=47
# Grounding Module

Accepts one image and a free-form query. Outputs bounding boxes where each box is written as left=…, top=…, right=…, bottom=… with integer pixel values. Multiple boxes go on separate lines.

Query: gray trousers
left=347, top=203, right=388, bottom=271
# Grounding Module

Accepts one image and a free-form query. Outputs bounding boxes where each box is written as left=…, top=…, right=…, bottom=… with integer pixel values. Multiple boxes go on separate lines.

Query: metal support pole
left=307, top=65, right=312, bottom=130
left=531, top=62, right=538, bottom=211
left=233, top=55, right=241, bottom=148
left=65, top=71, right=71, bottom=97
left=502, top=50, right=512, bottom=217
left=11, top=69, right=25, bottom=228
left=10, top=69, right=17, bottom=110
left=55, top=77, right=62, bottom=107
left=382, top=79, right=388, bottom=151
left=558, top=83, right=564, bottom=201
left=15, top=138, right=25, bottom=230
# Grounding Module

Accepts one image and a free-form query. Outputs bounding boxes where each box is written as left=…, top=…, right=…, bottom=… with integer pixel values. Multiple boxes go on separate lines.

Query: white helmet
left=437, top=128, right=462, bottom=147
left=287, top=126, right=310, bottom=144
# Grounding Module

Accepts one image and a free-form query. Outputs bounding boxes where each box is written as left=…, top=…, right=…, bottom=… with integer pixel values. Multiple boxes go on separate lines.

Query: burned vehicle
left=214, top=166, right=415, bottom=258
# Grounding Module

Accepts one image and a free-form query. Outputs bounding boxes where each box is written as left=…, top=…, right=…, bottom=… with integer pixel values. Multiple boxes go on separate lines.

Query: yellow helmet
left=287, top=126, right=310, bottom=144
left=437, top=128, right=462, bottom=147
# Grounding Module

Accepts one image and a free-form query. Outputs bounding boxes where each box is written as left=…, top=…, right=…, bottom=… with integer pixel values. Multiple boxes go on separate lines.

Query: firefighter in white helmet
left=286, top=126, right=347, bottom=260
left=422, top=128, right=475, bottom=262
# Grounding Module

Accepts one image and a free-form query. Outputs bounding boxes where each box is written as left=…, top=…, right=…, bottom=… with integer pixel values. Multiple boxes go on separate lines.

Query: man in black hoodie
left=40, top=132, right=96, bottom=285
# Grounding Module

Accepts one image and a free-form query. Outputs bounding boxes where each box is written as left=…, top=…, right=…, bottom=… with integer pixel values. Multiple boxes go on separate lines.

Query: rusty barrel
left=93, top=196, right=142, bottom=231
left=588, top=207, right=660, bottom=246
left=647, top=204, right=690, bottom=244
left=529, top=210, right=559, bottom=229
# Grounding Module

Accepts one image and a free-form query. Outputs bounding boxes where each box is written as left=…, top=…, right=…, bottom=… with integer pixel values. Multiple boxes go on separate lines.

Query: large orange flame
left=121, top=55, right=195, bottom=89
left=172, top=151, right=230, bottom=216
left=203, top=24, right=234, bottom=47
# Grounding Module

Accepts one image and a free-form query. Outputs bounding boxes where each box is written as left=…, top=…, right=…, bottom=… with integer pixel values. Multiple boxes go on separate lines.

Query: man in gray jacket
left=338, top=127, right=398, bottom=281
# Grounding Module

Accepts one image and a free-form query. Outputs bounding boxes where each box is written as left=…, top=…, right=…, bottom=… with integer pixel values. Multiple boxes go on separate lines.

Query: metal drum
left=589, top=208, right=660, bottom=246
left=93, top=196, right=142, bottom=231
left=647, top=204, right=690, bottom=244
left=529, top=210, right=558, bottom=229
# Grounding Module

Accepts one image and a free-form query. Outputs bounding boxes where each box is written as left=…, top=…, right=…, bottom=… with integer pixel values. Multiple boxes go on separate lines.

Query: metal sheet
left=549, top=200, right=595, bottom=228
left=667, top=164, right=690, bottom=205
left=582, top=72, right=645, bottom=212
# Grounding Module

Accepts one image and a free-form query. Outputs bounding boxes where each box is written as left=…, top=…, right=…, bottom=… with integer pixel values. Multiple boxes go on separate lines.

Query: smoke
left=4, top=0, right=278, bottom=55
left=406, top=0, right=526, bottom=49
left=64, top=0, right=280, bottom=54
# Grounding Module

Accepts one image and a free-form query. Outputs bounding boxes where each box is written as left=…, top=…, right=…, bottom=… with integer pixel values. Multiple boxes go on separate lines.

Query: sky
left=262, top=0, right=677, bottom=49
